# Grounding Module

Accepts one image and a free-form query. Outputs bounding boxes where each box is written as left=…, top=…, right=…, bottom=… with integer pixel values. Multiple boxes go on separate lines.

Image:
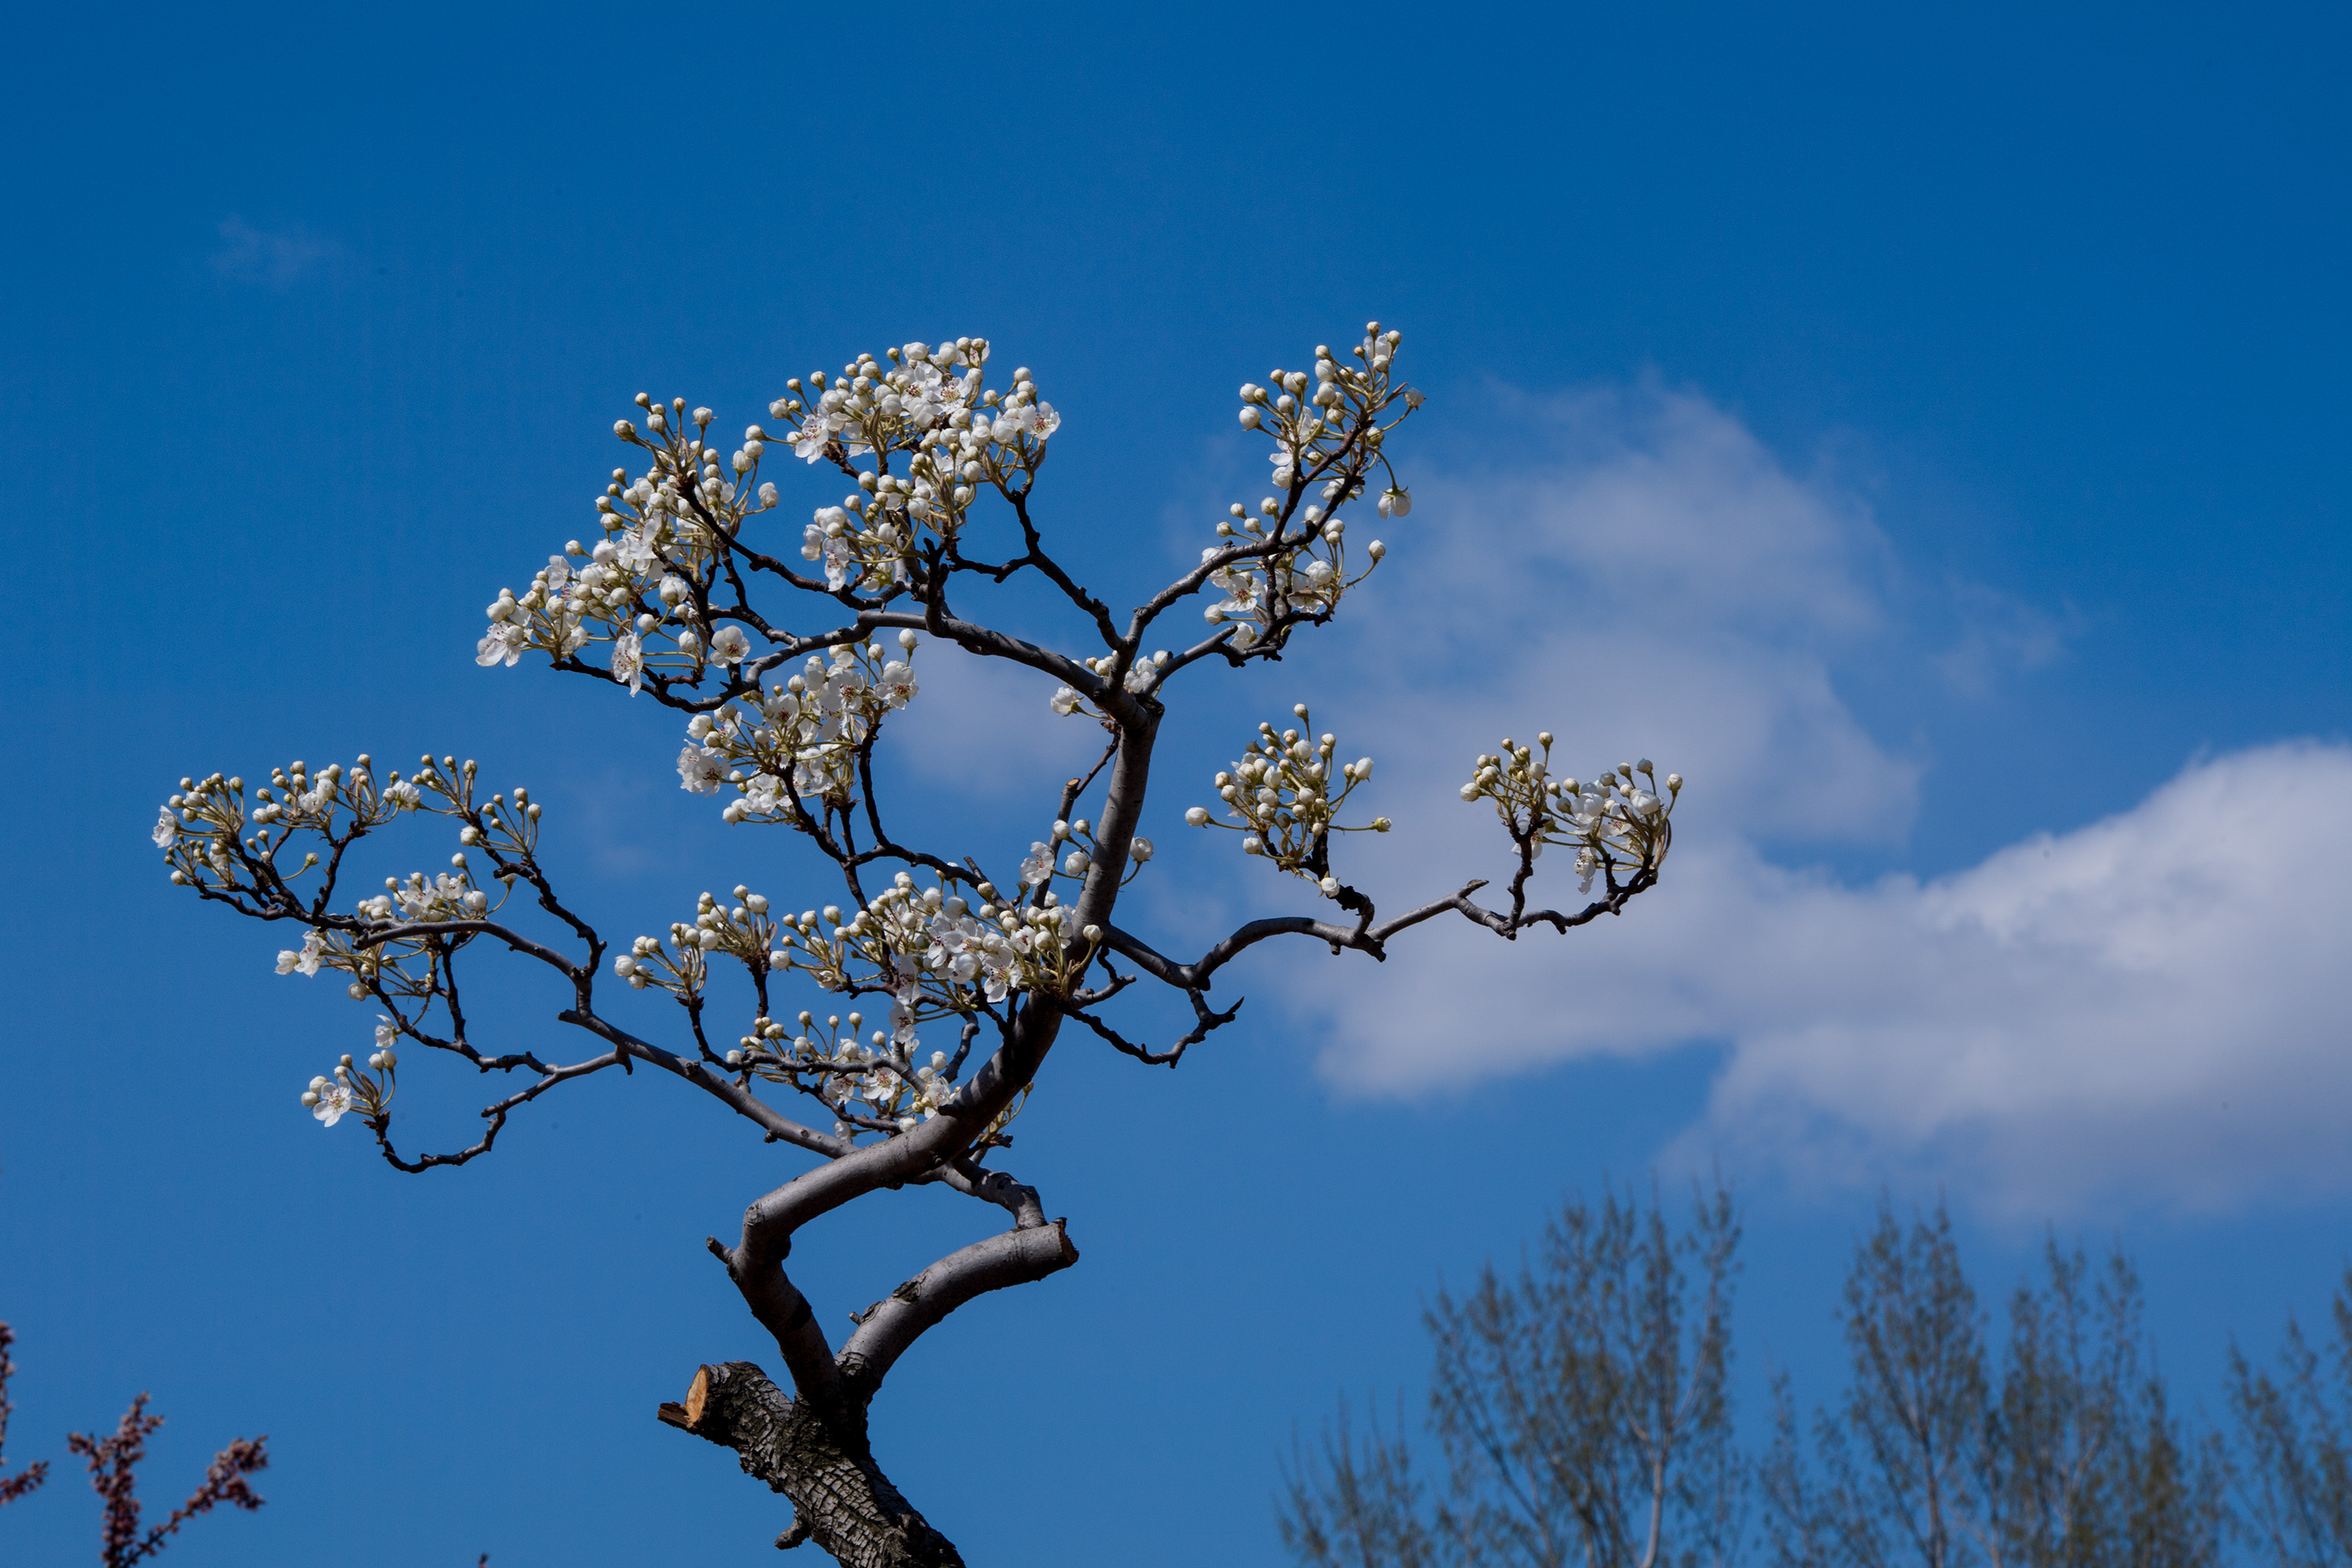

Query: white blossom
left=610, top=630, right=644, bottom=695
left=307, top=1074, right=354, bottom=1127
left=276, top=931, right=324, bottom=978
left=475, top=622, right=529, bottom=668
left=677, top=745, right=725, bottom=793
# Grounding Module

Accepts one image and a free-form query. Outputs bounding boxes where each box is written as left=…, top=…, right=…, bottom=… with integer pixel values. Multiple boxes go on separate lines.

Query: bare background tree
left=0, top=1319, right=268, bottom=1565
left=1761, top=1202, right=2226, bottom=1568
left=1286, top=1194, right=2280, bottom=1568
left=1279, top=1182, right=1743, bottom=1568
left=2230, top=1269, right=2352, bottom=1566
left=149, top=321, right=1682, bottom=1565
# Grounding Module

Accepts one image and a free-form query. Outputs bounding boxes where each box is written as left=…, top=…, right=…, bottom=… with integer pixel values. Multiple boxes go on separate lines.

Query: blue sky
left=2, top=4, right=2347, bottom=1563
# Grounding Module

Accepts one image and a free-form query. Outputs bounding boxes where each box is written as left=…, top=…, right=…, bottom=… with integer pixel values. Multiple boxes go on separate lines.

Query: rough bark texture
left=682, top=1175, right=1078, bottom=1563
left=661, top=1362, right=963, bottom=1566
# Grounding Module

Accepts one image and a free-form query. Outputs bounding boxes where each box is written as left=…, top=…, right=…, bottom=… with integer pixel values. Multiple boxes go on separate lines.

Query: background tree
left=2229, top=1269, right=2352, bottom=1566
left=0, top=1323, right=47, bottom=1508
left=0, top=1320, right=269, bottom=1565
left=1279, top=1181, right=1742, bottom=1568
left=1762, top=1203, right=2224, bottom=1568
left=149, top=323, right=1681, bottom=1565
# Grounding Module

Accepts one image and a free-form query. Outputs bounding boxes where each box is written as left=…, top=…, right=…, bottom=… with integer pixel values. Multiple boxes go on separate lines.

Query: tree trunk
left=660, top=1362, right=964, bottom=1566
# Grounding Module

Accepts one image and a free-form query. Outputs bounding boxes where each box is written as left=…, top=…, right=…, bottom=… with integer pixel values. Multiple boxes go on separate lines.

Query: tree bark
left=660, top=1362, right=963, bottom=1566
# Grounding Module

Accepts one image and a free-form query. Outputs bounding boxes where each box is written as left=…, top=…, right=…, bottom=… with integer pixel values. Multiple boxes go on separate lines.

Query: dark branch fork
left=165, top=328, right=1668, bottom=1564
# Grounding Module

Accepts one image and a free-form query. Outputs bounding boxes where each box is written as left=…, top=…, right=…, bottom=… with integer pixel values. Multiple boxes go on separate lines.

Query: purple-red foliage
left=2, top=1318, right=267, bottom=1565
left=0, top=1322, right=52, bottom=1507
left=66, top=1393, right=268, bottom=1568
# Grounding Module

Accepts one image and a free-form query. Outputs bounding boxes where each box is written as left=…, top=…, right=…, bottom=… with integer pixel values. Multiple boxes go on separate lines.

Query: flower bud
left=1081, top=924, right=1102, bottom=943
left=1185, top=807, right=1210, bottom=826
left=1367, top=540, right=1386, bottom=561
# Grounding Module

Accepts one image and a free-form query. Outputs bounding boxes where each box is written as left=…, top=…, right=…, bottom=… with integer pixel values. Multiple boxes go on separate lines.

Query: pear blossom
left=475, top=622, right=529, bottom=667
left=710, top=626, right=752, bottom=666
left=307, top=1076, right=354, bottom=1127
left=151, top=807, right=178, bottom=848
left=678, top=745, right=725, bottom=793
left=794, top=412, right=844, bottom=462
left=610, top=630, right=645, bottom=695
left=276, top=931, right=324, bottom=977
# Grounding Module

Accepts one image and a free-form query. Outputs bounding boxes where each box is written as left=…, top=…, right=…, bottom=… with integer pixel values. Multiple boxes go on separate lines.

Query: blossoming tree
left=153, top=321, right=1678, bottom=1566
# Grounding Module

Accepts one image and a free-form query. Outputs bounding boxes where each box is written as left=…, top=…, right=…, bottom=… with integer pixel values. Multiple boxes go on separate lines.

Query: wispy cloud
left=210, top=216, right=338, bottom=289
left=1275, top=382, right=2351, bottom=1214
left=1935, top=578, right=2082, bottom=699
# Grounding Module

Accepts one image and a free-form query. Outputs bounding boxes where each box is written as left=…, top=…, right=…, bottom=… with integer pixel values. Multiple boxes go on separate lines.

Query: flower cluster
left=609, top=885, right=778, bottom=1004
left=472, top=337, right=1062, bottom=696
left=1197, top=521, right=1378, bottom=652
left=673, top=632, right=923, bottom=814
left=1016, top=818, right=1156, bottom=890
left=157, top=754, right=539, bottom=1001
left=789, top=339, right=1059, bottom=587
left=609, top=872, right=1098, bottom=1142
left=612, top=872, right=1096, bottom=1015
left=1239, top=324, right=1414, bottom=495
left=1458, top=737, right=1681, bottom=893
left=1187, top=705, right=1388, bottom=895
left=1196, top=324, right=1416, bottom=650
left=299, top=1024, right=397, bottom=1130
left=731, top=1009, right=962, bottom=1140
left=476, top=392, right=797, bottom=684
left=1048, top=650, right=1173, bottom=715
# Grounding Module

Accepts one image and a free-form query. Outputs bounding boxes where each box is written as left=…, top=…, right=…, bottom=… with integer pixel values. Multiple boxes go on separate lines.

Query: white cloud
left=1284, top=381, right=2352, bottom=1212
left=880, top=637, right=1108, bottom=800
